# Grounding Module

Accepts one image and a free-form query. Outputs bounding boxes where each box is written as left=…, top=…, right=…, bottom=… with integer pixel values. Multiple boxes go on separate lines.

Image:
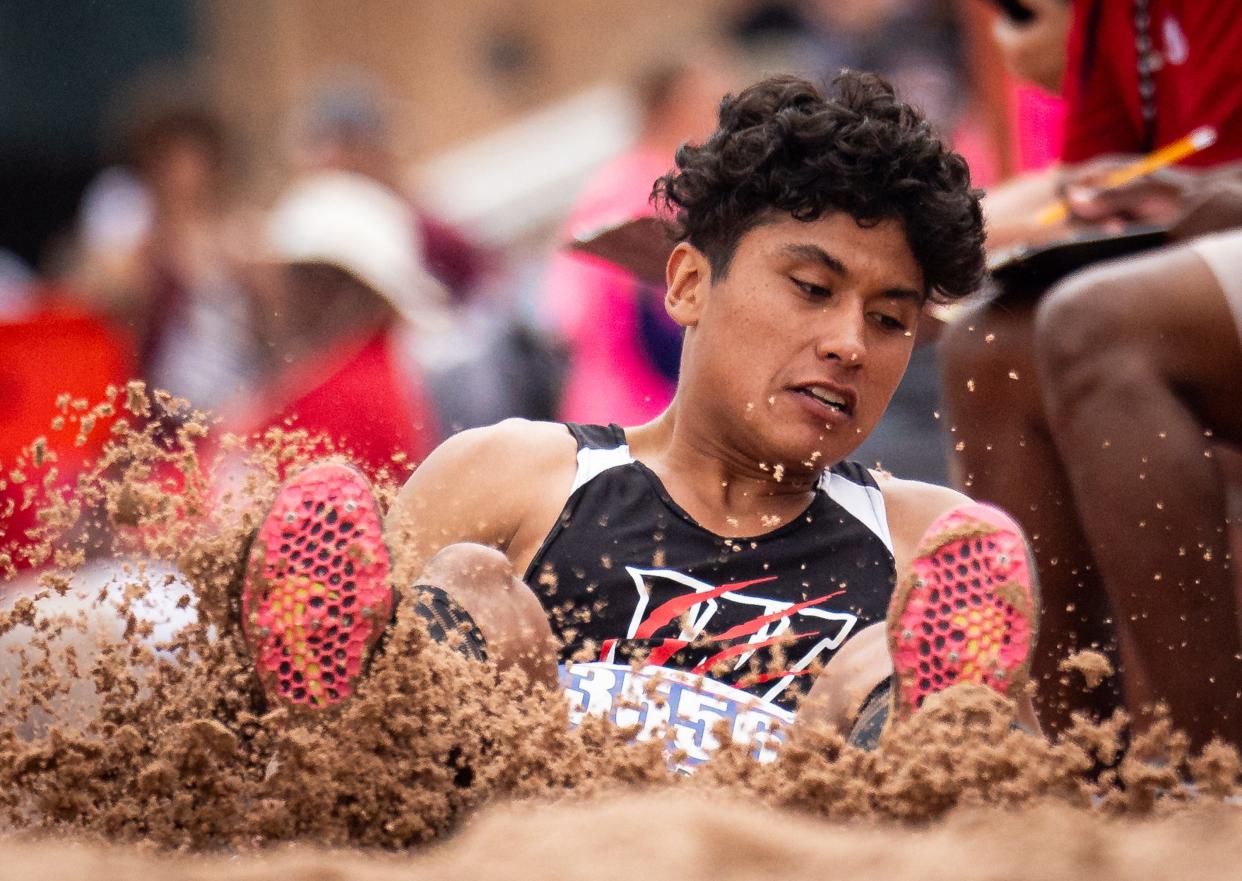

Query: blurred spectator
left=941, top=0, right=1242, bottom=745
left=0, top=94, right=254, bottom=572
left=71, top=98, right=261, bottom=412
left=292, top=73, right=490, bottom=303
left=228, top=171, right=443, bottom=475
left=800, top=0, right=965, bottom=128
left=990, top=0, right=1072, bottom=94
left=957, top=0, right=1073, bottom=255
left=540, top=58, right=733, bottom=426
left=735, top=1, right=967, bottom=133
left=952, top=0, right=1067, bottom=180
left=290, top=73, right=564, bottom=434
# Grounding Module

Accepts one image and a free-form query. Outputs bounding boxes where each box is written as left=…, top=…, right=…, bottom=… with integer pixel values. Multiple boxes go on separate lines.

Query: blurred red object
left=0, top=305, right=134, bottom=567
left=232, top=329, right=437, bottom=479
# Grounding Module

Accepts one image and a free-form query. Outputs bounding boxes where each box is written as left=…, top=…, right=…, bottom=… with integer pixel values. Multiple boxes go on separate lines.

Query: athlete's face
left=668, top=212, right=925, bottom=470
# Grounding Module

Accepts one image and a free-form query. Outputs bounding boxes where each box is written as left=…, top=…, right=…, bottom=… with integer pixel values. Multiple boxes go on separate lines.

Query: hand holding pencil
left=1038, top=126, right=1218, bottom=227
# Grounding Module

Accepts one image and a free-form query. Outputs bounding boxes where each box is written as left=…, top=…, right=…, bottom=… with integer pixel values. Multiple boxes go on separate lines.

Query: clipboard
left=988, top=225, right=1171, bottom=296
left=567, top=216, right=673, bottom=285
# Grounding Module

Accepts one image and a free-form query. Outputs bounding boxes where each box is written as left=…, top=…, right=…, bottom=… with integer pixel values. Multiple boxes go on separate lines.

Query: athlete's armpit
left=384, top=418, right=578, bottom=581
left=873, top=474, right=974, bottom=579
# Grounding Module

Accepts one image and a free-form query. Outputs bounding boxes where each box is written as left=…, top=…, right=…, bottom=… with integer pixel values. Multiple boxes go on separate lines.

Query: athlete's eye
left=792, top=278, right=831, bottom=299
left=872, top=312, right=908, bottom=332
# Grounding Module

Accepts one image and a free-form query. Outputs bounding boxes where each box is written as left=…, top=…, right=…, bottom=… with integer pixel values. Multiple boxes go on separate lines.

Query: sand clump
left=0, top=387, right=1239, bottom=869
left=1060, top=649, right=1114, bottom=690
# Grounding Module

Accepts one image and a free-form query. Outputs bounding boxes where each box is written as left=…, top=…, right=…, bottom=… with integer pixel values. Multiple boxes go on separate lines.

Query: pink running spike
left=887, top=503, right=1039, bottom=720
left=241, top=462, right=394, bottom=711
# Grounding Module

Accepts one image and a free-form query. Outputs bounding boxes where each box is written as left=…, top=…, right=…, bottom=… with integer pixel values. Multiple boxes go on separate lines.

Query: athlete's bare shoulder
left=430, top=418, right=577, bottom=475
left=386, top=418, right=578, bottom=573
left=871, top=472, right=973, bottom=573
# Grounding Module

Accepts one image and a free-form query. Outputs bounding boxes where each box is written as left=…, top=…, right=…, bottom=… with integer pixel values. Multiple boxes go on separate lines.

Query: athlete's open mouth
left=792, top=384, right=855, bottom=416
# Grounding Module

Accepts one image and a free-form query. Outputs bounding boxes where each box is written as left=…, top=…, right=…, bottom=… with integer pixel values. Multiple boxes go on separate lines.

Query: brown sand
left=1060, top=649, right=1115, bottom=690
left=0, top=387, right=1239, bottom=873
left=4, top=793, right=1242, bottom=881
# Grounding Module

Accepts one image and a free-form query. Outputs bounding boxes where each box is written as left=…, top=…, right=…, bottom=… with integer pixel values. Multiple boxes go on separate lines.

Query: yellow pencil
left=1036, top=125, right=1218, bottom=226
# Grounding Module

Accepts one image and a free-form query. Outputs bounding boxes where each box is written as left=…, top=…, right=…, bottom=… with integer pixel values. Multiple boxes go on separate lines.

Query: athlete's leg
left=412, top=542, right=559, bottom=688
left=796, top=621, right=890, bottom=735
left=939, top=299, right=1118, bottom=730
left=797, top=503, right=1042, bottom=744
left=241, top=464, right=558, bottom=712
left=1033, top=240, right=1242, bottom=747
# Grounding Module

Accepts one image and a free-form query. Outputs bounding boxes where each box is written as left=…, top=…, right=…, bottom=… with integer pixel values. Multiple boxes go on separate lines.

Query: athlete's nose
left=813, top=305, right=867, bottom=366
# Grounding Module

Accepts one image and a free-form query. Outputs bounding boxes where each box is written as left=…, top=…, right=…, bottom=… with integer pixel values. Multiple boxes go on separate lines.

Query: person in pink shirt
left=541, top=60, right=734, bottom=426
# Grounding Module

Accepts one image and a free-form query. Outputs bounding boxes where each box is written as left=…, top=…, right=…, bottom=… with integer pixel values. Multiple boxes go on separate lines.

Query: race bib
left=560, top=661, right=795, bottom=771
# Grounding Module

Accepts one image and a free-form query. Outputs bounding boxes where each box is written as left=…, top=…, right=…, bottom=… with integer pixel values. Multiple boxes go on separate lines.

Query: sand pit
left=1, top=386, right=1239, bottom=871
left=3, top=793, right=1242, bottom=881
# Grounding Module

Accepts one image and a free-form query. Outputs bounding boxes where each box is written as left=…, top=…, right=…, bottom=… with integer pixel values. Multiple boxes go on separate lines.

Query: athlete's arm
left=384, top=418, right=578, bottom=579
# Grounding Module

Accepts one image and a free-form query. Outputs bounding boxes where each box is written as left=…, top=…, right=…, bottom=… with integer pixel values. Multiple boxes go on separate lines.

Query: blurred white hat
left=267, top=171, right=450, bottom=332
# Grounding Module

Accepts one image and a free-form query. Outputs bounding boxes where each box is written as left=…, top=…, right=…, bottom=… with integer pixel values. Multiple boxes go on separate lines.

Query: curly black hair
left=652, top=71, right=985, bottom=300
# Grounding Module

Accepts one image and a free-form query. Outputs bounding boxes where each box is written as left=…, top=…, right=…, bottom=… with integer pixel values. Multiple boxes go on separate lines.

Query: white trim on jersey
left=569, top=443, right=635, bottom=496
left=572, top=438, right=893, bottom=554
left=821, top=469, right=894, bottom=554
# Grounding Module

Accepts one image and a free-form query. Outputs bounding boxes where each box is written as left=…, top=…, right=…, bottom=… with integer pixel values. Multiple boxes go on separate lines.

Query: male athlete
left=241, top=72, right=1040, bottom=760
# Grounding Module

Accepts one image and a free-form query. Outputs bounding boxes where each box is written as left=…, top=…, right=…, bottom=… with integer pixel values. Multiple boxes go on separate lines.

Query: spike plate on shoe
left=886, top=503, right=1039, bottom=720
left=241, top=462, right=394, bottom=710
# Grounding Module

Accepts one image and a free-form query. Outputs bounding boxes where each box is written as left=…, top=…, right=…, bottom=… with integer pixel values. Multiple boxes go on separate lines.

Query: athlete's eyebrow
left=782, top=243, right=848, bottom=276
left=784, top=243, right=925, bottom=303
left=881, top=287, right=925, bottom=305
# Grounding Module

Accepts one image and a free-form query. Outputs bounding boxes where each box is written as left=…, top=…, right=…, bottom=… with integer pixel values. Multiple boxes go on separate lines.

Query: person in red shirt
left=0, top=305, right=132, bottom=571
left=941, top=0, right=1242, bottom=747
left=1059, top=0, right=1242, bottom=166
left=227, top=171, right=443, bottom=478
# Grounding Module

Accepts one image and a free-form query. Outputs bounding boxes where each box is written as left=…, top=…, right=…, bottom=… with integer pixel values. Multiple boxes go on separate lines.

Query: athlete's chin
left=764, top=428, right=870, bottom=473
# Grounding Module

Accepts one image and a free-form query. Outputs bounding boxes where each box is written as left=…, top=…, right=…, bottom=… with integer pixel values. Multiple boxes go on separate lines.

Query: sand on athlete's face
left=0, top=386, right=1238, bottom=861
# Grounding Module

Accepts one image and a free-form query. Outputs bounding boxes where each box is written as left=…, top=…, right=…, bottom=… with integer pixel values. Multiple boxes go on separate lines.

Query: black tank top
left=523, top=424, right=896, bottom=764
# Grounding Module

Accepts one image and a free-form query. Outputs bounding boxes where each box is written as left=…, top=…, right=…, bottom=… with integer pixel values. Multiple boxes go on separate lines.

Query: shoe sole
left=241, top=462, right=394, bottom=711
left=886, top=502, right=1039, bottom=721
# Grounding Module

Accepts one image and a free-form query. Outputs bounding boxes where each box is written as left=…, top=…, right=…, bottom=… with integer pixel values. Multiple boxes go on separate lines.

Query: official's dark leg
left=939, top=298, right=1121, bottom=732
left=1034, top=243, right=1242, bottom=747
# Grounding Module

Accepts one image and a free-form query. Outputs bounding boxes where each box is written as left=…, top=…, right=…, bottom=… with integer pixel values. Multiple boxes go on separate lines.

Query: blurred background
left=0, top=0, right=1064, bottom=540
left=11, top=0, right=1242, bottom=752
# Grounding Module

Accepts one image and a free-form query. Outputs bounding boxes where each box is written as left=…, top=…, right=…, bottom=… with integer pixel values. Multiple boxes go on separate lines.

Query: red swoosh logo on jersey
left=632, top=575, right=778, bottom=639
left=710, top=589, right=846, bottom=641
left=690, top=630, right=816, bottom=675
left=643, top=590, right=846, bottom=668
left=646, top=638, right=690, bottom=667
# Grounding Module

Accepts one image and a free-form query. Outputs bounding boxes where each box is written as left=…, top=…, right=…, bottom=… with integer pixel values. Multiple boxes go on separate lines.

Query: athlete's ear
left=665, top=241, right=710, bottom=328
